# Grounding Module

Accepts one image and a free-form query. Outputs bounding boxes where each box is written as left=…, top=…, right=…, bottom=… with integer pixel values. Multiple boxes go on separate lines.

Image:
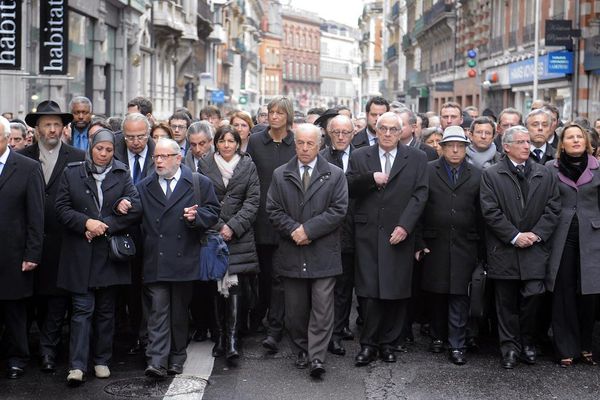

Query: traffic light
left=467, top=49, right=477, bottom=77
left=239, top=95, right=248, bottom=105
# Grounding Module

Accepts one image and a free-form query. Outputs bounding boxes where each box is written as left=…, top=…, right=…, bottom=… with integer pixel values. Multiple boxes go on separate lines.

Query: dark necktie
left=133, top=154, right=141, bottom=184
left=165, top=178, right=174, bottom=199
left=533, top=149, right=543, bottom=161
left=451, top=168, right=458, bottom=184
left=332, top=149, right=344, bottom=169
left=516, top=164, right=528, bottom=200
left=372, top=137, right=378, bottom=145
left=302, top=165, right=310, bottom=192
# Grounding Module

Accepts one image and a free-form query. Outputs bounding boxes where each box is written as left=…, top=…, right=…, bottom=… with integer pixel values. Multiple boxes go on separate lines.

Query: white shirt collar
left=530, top=143, right=546, bottom=154
left=508, top=158, right=525, bottom=167
left=128, top=145, right=148, bottom=160
left=298, top=157, right=318, bottom=175
left=0, top=146, right=10, bottom=164
left=378, top=146, right=397, bottom=158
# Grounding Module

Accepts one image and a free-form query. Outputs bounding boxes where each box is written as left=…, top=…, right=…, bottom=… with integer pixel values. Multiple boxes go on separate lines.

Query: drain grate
left=104, top=376, right=207, bottom=398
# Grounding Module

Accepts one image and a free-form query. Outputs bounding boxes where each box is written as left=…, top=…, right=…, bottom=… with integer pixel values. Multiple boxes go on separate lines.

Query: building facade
left=358, top=0, right=384, bottom=110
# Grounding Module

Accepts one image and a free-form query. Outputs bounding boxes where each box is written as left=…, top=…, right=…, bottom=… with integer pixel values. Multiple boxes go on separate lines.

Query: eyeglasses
left=151, top=153, right=179, bottom=160
left=330, top=130, right=353, bottom=137
left=378, top=126, right=400, bottom=134
left=507, top=139, right=531, bottom=145
left=124, top=134, right=148, bottom=142
left=170, top=124, right=187, bottom=131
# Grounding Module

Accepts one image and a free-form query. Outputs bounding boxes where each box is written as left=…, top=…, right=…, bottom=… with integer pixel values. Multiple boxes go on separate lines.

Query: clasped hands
left=514, top=232, right=540, bottom=248
left=291, top=225, right=311, bottom=246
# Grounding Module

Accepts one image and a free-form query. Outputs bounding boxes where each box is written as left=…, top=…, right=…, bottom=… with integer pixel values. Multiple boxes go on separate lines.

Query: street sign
left=434, top=81, right=454, bottom=92
left=211, top=90, right=225, bottom=104
left=547, top=51, right=573, bottom=74
left=545, top=20, right=581, bottom=50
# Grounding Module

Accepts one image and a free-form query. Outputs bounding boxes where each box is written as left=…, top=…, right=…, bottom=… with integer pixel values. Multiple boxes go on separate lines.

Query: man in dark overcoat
left=20, top=101, right=85, bottom=372
left=247, top=96, right=296, bottom=350
left=0, top=116, right=45, bottom=378
left=351, top=96, right=389, bottom=149
left=417, top=126, right=483, bottom=365
left=137, top=138, right=219, bottom=378
left=319, top=115, right=356, bottom=356
left=480, top=125, right=560, bottom=369
left=267, top=124, right=348, bottom=379
left=347, top=112, right=429, bottom=366
left=113, top=112, right=155, bottom=354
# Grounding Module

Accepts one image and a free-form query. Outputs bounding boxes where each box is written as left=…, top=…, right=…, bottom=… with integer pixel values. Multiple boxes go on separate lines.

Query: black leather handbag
left=107, top=234, right=136, bottom=262
left=469, top=261, right=487, bottom=318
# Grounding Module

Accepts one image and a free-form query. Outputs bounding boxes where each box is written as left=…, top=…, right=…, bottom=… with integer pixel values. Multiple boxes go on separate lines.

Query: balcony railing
left=153, top=0, right=185, bottom=34
left=423, top=0, right=454, bottom=29
left=490, top=36, right=503, bottom=54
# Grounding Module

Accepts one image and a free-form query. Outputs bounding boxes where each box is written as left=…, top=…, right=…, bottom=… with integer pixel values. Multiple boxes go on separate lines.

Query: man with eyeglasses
left=480, top=125, right=560, bottom=369
left=347, top=112, right=428, bottom=367
left=466, top=116, right=502, bottom=169
left=168, top=112, right=192, bottom=156
left=526, top=108, right=555, bottom=164
left=494, top=108, right=522, bottom=153
left=137, top=138, right=220, bottom=379
left=114, top=112, right=155, bottom=356
left=320, top=115, right=356, bottom=357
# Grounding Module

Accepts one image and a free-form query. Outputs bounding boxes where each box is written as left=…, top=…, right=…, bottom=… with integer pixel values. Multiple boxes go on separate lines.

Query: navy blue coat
left=55, top=159, right=142, bottom=294
left=137, top=165, right=220, bottom=283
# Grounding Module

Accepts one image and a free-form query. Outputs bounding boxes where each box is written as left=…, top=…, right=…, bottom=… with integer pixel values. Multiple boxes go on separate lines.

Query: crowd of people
left=0, top=93, right=599, bottom=385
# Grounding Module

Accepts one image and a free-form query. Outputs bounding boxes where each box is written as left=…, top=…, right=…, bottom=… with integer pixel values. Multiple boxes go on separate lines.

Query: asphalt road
left=2, top=320, right=600, bottom=400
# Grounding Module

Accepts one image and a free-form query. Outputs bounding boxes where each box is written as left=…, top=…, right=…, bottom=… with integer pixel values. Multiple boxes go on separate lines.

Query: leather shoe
left=355, top=346, right=378, bottom=367
left=328, top=340, right=346, bottom=356
left=501, top=350, right=518, bottom=369
left=295, top=351, right=308, bottom=369
left=380, top=348, right=397, bottom=363
left=192, top=329, right=208, bottom=342
left=7, top=366, right=24, bottom=379
left=145, top=365, right=167, bottom=379
left=261, top=335, right=279, bottom=353
left=309, top=359, right=325, bottom=378
left=429, top=339, right=445, bottom=353
left=128, top=339, right=145, bottom=356
left=520, top=345, right=537, bottom=365
left=41, top=354, right=56, bottom=372
left=449, top=349, right=466, bottom=365
left=392, top=343, right=408, bottom=353
left=167, top=364, right=183, bottom=375
left=466, top=337, right=480, bottom=353
left=341, top=327, right=354, bottom=341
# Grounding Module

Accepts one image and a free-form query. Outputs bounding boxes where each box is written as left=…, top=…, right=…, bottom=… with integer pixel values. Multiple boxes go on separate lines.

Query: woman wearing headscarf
left=55, top=129, right=142, bottom=385
left=546, top=122, right=600, bottom=367
left=198, top=125, right=260, bottom=364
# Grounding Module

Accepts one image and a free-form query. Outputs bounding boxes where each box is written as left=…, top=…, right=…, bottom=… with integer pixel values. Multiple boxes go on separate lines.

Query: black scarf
left=558, top=152, right=588, bottom=183
left=505, top=157, right=530, bottom=201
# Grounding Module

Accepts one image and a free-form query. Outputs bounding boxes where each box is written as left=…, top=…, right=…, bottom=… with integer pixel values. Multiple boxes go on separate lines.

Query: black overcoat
left=545, top=156, right=600, bottom=294
left=0, top=150, right=45, bottom=300
left=19, top=142, right=86, bottom=295
left=247, top=127, right=296, bottom=245
left=418, top=159, right=483, bottom=295
left=266, top=155, right=348, bottom=279
left=113, top=134, right=155, bottom=179
left=55, top=160, right=142, bottom=294
left=480, top=159, right=560, bottom=280
left=137, top=165, right=220, bottom=283
left=347, top=144, right=429, bottom=300
left=198, top=154, right=260, bottom=274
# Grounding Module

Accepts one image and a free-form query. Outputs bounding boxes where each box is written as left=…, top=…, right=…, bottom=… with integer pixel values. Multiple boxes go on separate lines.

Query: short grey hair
left=122, top=112, right=150, bottom=135
left=294, top=123, right=322, bottom=145
left=156, top=138, right=180, bottom=154
left=502, top=125, right=529, bottom=145
left=69, top=96, right=92, bottom=111
left=0, top=116, right=10, bottom=138
left=525, top=108, right=552, bottom=126
left=326, top=115, right=354, bottom=132
left=376, top=112, right=403, bottom=130
left=395, top=108, right=417, bottom=125
left=187, top=120, right=214, bottom=141
left=10, top=122, right=27, bottom=138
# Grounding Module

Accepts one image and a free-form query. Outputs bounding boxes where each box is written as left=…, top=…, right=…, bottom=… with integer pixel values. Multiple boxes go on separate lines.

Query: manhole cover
left=104, top=376, right=207, bottom=398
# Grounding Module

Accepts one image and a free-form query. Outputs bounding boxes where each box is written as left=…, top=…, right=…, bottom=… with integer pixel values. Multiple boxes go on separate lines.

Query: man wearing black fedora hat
left=20, top=100, right=86, bottom=372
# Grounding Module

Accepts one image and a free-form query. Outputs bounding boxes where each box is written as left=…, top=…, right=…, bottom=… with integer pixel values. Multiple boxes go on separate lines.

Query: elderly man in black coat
left=480, top=125, right=560, bottom=369
left=416, top=126, right=483, bottom=365
left=267, top=124, right=348, bottom=379
left=137, top=138, right=220, bottom=378
left=0, top=116, right=45, bottom=379
left=20, top=101, right=86, bottom=372
left=347, top=112, right=429, bottom=366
